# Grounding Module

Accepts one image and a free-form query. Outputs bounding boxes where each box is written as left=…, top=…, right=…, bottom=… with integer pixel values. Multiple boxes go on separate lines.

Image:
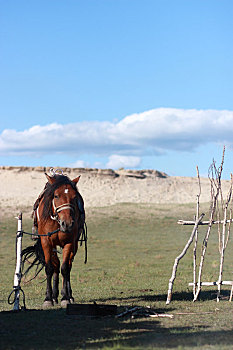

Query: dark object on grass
left=66, top=302, right=118, bottom=317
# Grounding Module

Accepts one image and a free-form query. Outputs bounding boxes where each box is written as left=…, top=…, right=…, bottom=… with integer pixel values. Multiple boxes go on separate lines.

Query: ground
left=1, top=203, right=233, bottom=349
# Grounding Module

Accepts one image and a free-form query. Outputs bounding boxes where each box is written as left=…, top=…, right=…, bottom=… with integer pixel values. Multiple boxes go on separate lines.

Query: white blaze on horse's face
left=64, top=189, right=69, bottom=194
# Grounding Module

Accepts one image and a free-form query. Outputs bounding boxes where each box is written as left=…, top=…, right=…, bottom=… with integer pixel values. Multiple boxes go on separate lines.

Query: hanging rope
left=17, top=228, right=60, bottom=238
left=79, top=222, right=88, bottom=264
left=8, top=286, right=26, bottom=310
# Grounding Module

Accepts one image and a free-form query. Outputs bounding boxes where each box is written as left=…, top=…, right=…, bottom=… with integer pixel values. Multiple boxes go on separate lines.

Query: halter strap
left=36, top=206, right=40, bottom=222
left=51, top=199, right=75, bottom=221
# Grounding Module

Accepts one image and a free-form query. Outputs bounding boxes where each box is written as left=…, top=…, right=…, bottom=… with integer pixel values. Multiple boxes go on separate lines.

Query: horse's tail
left=21, top=238, right=45, bottom=281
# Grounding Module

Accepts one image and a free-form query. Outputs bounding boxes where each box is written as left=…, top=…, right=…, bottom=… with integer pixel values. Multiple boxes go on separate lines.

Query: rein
left=18, top=228, right=60, bottom=238
left=19, top=224, right=87, bottom=263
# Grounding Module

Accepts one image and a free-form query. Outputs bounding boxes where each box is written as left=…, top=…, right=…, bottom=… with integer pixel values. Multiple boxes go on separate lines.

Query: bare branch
left=166, top=213, right=205, bottom=305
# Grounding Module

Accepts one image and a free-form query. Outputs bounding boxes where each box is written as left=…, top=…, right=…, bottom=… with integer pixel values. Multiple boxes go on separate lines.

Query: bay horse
left=22, top=172, right=86, bottom=308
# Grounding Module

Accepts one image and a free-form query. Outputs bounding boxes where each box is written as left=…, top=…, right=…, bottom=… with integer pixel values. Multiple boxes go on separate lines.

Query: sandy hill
left=0, top=166, right=231, bottom=217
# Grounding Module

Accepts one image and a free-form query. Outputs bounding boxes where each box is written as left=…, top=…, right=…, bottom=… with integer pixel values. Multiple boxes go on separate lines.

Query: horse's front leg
left=61, top=243, right=75, bottom=308
left=40, top=237, right=54, bottom=308
left=52, top=250, right=60, bottom=304
left=44, top=260, right=54, bottom=308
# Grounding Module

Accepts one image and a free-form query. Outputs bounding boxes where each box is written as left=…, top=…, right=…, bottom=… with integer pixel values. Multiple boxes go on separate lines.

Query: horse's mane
left=42, top=174, right=78, bottom=221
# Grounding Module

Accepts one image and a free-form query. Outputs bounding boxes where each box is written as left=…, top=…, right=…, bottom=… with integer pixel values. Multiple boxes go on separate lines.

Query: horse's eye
left=54, top=194, right=59, bottom=199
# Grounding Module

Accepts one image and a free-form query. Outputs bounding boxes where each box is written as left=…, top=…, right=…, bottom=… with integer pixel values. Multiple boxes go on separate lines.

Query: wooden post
left=13, top=213, right=23, bottom=311
left=193, top=200, right=217, bottom=301
left=217, top=179, right=232, bottom=301
left=230, top=285, right=233, bottom=302
left=193, top=166, right=201, bottom=296
left=193, top=150, right=225, bottom=302
left=167, top=148, right=233, bottom=303
left=166, top=213, right=205, bottom=304
left=217, top=200, right=227, bottom=301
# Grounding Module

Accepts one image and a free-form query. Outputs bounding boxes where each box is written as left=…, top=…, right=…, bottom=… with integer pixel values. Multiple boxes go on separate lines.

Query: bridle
left=50, top=199, right=76, bottom=222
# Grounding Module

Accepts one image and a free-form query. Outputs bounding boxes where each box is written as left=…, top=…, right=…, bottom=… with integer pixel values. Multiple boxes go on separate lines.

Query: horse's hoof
left=70, top=297, right=75, bottom=304
left=53, top=298, right=58, bottom=305
left=42, top=300, right=54, bottom=309
left=61, top=299, right=70, bottom=308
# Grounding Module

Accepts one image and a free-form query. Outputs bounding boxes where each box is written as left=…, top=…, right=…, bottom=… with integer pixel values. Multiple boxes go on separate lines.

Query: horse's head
left=45, top=173, right=81, bottom=233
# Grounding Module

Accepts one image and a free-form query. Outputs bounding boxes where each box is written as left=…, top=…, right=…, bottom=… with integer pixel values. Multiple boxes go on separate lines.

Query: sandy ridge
left=0, top=166, right=231, bottom=217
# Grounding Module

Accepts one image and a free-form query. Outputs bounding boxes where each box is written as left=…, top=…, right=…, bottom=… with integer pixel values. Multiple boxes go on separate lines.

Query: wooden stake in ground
left=217, top=176, right=233, bottom=301
left=166, top=147, right=233, bottom=303
left=193, top=152, right=225, bottom=302
left=166, top=213, right=205, bottom=305
left=193, top=166, right=201, bottom=296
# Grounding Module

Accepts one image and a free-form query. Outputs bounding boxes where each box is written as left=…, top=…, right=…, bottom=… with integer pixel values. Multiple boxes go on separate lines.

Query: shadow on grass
left=1, top=305, right=233, bottom=349
left=89, top=328, right=233, bottom=349
left=95, top=289, right=231, bottom=304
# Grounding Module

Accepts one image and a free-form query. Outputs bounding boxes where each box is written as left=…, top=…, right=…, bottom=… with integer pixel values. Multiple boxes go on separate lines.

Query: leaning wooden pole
left=193, top=199, right=218, bottom=301
left=193, top=148, right=225, bottom=302
left=166, top=213, right=205, bottom=304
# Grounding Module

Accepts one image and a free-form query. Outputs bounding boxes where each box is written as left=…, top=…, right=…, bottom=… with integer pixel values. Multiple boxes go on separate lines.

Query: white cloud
left=106, top=155, right=141, bottom=169
left=69, top=160, right=89, bottom=168
left=0, top=108, right=232, bottom=158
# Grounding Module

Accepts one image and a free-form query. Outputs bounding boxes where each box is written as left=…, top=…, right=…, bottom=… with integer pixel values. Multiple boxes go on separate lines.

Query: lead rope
left=79, top=222, right=88, bottom=264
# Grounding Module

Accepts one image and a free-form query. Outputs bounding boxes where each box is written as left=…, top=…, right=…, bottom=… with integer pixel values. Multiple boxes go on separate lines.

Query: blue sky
left=0, top=0, right=233, bottom=178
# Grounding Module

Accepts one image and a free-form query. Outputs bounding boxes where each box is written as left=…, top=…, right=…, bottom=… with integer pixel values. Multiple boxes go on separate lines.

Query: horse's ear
left=72, top=175, right=81, bottom=185
left=45, top=172, right=56, bottom=184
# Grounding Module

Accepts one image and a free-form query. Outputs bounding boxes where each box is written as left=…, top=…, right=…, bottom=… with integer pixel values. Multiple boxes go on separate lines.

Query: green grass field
left=1, top=203, right=233, bottom=349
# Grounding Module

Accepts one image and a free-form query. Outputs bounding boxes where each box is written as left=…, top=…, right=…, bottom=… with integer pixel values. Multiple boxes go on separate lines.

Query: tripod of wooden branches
left=166, top=147, right=233, bottom=304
